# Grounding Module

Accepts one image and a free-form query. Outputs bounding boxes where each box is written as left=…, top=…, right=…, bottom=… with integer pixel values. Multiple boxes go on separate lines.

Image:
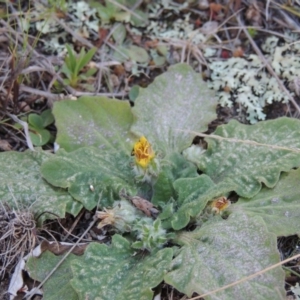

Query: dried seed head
left=211, top=197, right=231, bottom=214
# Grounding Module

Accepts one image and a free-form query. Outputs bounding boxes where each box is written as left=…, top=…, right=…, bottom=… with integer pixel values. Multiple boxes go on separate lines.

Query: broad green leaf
left=112, top=23, right=126, bottom=44
left=130, top=63, right=218, bottom=154
left=129, top=85, right=139, bottom=102
left=70, top=235, right=173, bottom=300
left=113, top=45, right=149, bottom=63
left=127, top=45, right=149, bottom=63
left=165, top=213, right=285, bottom=300
left=198, top=117, right=300, bottom=198
left=53, top=96, right=135, bottom=152
left=153, top=55, right=166, bottom=67
left=26, top=251, right=79, bottom=300
left=29, top=127, right=51, bottom=146
left=41, top=109, right=55, bottom=127
left=92, top=0, right=131, bottom=23
left=0, top=151, right=82, bottom=223
left=41, top=147, right=136, bottom=210
left=113, top=46, right=130, bottom=62
left=170, top=177, right=233, bottom=230
left=28, top=113, right=43, bottom=129
left=94, top=4, right=113, bottom=23
left=114, top=11, right=131, bottom=22
left=130, top=9, right=148, bottom=26
left=152, top=152, right=199, bottom=207
left=233, top=168, right=300, bottom=236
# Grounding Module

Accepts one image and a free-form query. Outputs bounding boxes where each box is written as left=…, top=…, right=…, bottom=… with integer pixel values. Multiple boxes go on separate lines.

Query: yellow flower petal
left=132, top=136, right=155, bottom=168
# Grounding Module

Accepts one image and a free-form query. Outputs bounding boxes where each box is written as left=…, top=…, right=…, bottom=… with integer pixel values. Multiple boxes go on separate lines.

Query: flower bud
left=132, top=219, right=173, bottom=251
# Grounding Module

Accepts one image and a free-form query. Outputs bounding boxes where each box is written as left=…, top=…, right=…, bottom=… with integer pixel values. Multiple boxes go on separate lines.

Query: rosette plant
left=2, top=64, right=300, bottom=299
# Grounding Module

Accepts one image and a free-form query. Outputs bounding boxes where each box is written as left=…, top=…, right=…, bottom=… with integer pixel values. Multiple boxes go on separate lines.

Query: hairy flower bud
left=132, top=219, right=173, bottom=251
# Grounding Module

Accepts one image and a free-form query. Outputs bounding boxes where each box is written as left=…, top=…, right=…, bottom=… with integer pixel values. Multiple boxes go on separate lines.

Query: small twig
left=0, top=125, right=27, bottom=148
left=53, top=17, right=95, bottom=49
left=215, top=26, right=295, bottom=41
left=67, top=90, right=127, bottom=98
left=53, top=16, right=127, bottom=61
left=20, top=66, right=50, bottom=75
left=270, top=0, right=300, bottom=30
left=90, top=61, right=122, bottom=68
left=62, top=209, right=85, bottom=242
left=20, top=81, right=127, bottom=100
left=7, top=113, right=34, bottom=151
left=215, top=7, right=245, bottom=35
left=265, top=0, right=271, bottom=21
left=19, top=85, right=63, bottom=100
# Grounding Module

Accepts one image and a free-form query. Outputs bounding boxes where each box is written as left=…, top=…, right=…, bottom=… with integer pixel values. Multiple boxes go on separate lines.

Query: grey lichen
left=207, top=34, right=300, bottom=123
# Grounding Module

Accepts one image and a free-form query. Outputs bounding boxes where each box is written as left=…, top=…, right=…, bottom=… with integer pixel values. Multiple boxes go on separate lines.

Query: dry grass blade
left=7, top=113, right=34, bottom=151
left=0, top=204, right=36, bottom=280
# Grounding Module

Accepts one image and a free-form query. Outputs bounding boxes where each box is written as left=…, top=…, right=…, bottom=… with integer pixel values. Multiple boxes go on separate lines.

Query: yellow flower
left=132, top=136, right=155, bottom=168
left=211, top=197, right=231, bottom=214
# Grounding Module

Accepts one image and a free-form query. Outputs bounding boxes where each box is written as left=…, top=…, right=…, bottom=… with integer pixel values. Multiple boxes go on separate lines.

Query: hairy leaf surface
left=0, top=151, right=81, bottom=223
left=165, top=213, right=285, bottom=300
left=26, top=251, right=79, bottom=300
left=131, top=63, right=218, bottom=153
left=233, top=168, right=300, bottom=236
left=41, top=147, right=136, bottom=210
left=70, top=235, right=173, bottom=300
left=53, top=96, right=135, bottom=152
left=197, top=117, right=300, bottom=197
left=170, top=178, right=233, bottom=230
left=152, top=152, right=199, bottom=207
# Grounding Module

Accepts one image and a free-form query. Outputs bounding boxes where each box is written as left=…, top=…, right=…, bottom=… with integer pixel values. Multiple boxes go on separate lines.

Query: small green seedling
left=27, top=109, right=54, bottom=146
left=90, top=0, right=148, bottom=26
left=47, top=0, right=68, bottom=12
left=61, top=44, right=97, bottom=88
left=128, top=85, right=139, bottom=102
left=14, top=109, right=55, bottom=146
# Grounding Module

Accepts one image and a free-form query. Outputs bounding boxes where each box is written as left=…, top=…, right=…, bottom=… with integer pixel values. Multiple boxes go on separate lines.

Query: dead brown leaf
left=130, top=196, right=159, bottom=218
left=120, top=190, right=159, bottom=218
left=40, top=240, right=87, bottom=256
